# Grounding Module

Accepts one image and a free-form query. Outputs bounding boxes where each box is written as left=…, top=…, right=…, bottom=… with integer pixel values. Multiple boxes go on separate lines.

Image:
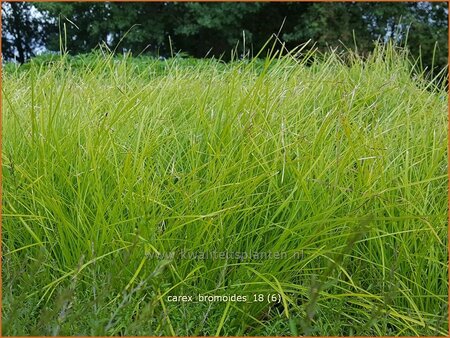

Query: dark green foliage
left=1, top=2, right=50, bottom=63
left=1, top=2, right=448, bottom=72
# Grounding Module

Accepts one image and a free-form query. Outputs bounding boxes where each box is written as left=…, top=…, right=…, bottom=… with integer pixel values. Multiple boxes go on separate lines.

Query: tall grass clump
left=2, top=42, right=448, bottom=336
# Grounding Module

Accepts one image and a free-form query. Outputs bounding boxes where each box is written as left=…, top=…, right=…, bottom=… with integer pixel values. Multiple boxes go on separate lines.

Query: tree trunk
left=11, top=3, right=25, bottom=63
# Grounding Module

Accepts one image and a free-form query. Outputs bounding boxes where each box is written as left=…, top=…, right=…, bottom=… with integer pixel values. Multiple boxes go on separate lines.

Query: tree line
left=2, top=2, right=448, bottom=72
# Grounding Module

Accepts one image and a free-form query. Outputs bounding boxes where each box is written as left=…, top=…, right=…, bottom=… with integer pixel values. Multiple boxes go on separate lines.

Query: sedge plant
left=2, top=41, right=448, bottom=335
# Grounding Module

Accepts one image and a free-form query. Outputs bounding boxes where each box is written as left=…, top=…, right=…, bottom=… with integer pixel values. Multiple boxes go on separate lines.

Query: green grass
left=2, top=43, right=448, bottom=336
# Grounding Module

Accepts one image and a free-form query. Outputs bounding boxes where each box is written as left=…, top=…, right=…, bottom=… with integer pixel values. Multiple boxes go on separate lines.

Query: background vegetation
left=2, top=2, right=448, bottom=73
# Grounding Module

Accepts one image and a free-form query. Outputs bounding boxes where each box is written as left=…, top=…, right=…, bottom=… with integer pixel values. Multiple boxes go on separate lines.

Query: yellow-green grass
left=2, top=44, right=448, bottom=335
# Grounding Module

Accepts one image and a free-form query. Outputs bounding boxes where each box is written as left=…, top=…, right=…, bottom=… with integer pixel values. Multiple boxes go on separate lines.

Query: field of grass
left=2, top=44, right=448, bottom=336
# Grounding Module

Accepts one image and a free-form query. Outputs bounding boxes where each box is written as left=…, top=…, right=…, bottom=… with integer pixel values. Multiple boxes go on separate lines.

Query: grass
left=2, top=42, right=448, bottom=336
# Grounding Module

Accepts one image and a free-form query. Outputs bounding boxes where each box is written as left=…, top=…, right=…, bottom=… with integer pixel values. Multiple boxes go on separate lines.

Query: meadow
left=2, top=43, right=448, bottom=336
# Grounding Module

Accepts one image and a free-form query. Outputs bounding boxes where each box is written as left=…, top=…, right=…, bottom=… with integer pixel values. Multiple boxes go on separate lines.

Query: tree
left=2, top=2, right=448, bottom=73
left=1, top=2, right=49, bottom=63
left=33, top=2, right=112, bottom=54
